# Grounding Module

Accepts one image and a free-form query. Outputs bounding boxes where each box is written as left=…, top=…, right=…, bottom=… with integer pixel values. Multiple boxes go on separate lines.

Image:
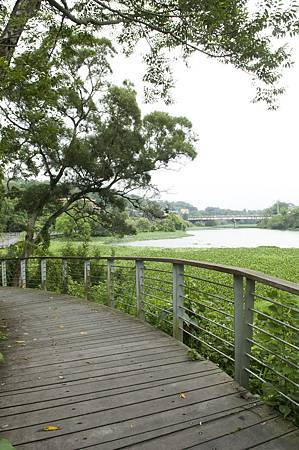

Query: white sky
left=112, top=42, right=299, bottom=211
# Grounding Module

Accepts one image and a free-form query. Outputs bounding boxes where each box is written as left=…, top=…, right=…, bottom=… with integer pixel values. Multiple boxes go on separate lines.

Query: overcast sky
left=113, top=40, right=299, bottom=211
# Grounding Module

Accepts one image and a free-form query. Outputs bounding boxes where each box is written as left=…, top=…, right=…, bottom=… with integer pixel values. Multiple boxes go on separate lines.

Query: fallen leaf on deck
left=15, top=341, right=25, bottom=344
left=42, top=425, right=63, bottom=431
left=80, top=331, right=87, bottom=335
left=179, top=393, right=186, bottom=399
left=59, top=376, right=64, bottom=379
left=58, top=325, right=64, bottom=329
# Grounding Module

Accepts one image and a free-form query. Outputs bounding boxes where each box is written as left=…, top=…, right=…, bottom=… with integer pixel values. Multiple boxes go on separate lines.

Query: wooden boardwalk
left=0, top=288, right=298, bottom=450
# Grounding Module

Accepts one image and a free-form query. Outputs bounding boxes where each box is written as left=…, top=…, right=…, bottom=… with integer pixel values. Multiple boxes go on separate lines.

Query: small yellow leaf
left=15, top=341, right=25, bottom=344
left=179, top=393, right=186, bottom=399
left=43, top=425, right=62, bottom=431
left=80, top=331, right=87, bottom=335
left=58, top=325, right=64, bottom=330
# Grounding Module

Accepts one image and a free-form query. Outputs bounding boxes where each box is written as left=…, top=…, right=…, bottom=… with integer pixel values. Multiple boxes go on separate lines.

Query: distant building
left=180, top=208, right=189, bottom=215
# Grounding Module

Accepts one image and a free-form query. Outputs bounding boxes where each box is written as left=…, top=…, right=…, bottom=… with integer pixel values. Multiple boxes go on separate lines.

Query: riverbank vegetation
left=47, top=242, right=299, bottom=283
left=259, top=207, right=299, bottom=230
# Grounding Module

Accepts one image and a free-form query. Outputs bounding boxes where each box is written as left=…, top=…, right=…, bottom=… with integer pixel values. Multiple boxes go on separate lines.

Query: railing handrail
left=1, top=255, right=298, bottom=295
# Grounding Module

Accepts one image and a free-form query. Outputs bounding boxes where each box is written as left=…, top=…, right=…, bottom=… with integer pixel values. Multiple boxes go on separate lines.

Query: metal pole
left=234, top=274, right=244, bottom=384
left=107, top=259, right=115, bottom=308
left=62, top=259, right=68, bottom=294
left=234, top=275, right=255, bottom=388
left=20, top=259, right=26, bottom=288
left=1, top=261, right=7, bottom=287
left=41, top=259, right=47, bottom=290
left=84, top=260, right=91, bottom=300
left=136, top=260, right=144, bottom=320
left=173, top=263, right=184, bottom=341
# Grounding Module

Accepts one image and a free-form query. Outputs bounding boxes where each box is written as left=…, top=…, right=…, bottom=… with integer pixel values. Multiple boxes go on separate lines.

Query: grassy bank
left=50, top=229, right=190, bottom=249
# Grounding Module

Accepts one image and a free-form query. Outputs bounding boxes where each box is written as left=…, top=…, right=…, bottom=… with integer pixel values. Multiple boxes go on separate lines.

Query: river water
left=122, top=228, right=299, bottom=248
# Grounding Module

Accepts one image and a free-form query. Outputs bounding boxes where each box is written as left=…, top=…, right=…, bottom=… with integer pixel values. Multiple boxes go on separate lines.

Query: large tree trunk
left=0, top=0, right=41, bottom=63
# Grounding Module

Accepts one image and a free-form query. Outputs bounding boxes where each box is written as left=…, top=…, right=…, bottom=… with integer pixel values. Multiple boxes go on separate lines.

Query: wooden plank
left=83, top=403, right=277, bottom=450
left=187, top=417, right=296, bottom=449
left=1, top=371, right=231, bottom=430
left=0, top=288, right=297, bottom=450
left=0, top=354, right=192, bottom=392
left=6, top=395, right=262, bottom=450
left=1, top=382, right=242, bottom=445
left=0, top=359, right=214, bottom=399
left=1, top=336, right=175, bottom=370
left=0, top=344, right=183, bottom=382
left=0, top=369, right=221, bottom=417
left=2, top=338, right=185, bottom=372
left=250, top=430, right=299, bottom=449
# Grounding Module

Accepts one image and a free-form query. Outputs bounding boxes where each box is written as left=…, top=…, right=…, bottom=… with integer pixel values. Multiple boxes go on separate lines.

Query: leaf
left=279, top=404, right=291, bottom=418
left=179, top=392, right=186, bottom=399
left=80, top=331, right=87, bottom=335
left=187, top=349, right=202, bottom=361
left=0, top=438, right=16, bottom=450
left=42, top=425, right=63, bottom=431
left=15, top=341, right=25, bottom=344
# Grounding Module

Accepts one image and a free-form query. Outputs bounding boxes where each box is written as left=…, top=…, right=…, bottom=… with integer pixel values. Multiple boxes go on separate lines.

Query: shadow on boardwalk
left=0, top=288, right=298, bottom=449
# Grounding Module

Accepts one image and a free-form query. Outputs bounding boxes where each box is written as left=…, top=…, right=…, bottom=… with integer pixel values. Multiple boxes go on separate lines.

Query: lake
left=121, top=228, right=299, bottom=248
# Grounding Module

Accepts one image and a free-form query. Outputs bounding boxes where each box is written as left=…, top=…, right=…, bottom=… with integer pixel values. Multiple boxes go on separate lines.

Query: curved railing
left=1, top=256, right=298, bottom=416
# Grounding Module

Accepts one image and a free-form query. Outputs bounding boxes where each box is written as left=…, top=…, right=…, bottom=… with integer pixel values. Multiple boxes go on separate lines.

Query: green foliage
left=0, top=184, right=27, bottom=232
left=1, top=1, right=299, bottom=107
left=55, top=214, right=91, bottom=241
left=129, top=213, right=188, bottom=234
left=0, top=28, right=197, bottom=256
left=187, top=348, right=203, bottom=361
left=0, top=438, right=16, bottom=450
left=260, top=207, right=299, bottom=230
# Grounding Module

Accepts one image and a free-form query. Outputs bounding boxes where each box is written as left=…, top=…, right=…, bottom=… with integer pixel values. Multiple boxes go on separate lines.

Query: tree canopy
left=0, top=1, right=298, bottom=105
left=0, top=29, right=197, bottom=255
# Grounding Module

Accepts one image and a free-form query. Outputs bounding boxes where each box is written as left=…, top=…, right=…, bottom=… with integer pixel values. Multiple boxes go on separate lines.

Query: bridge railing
left=1, top=256, right=298, bottom=415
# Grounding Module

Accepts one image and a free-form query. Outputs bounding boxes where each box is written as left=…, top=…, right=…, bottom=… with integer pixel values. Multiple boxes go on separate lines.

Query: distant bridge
left=187, top=215, right=271, bottom=223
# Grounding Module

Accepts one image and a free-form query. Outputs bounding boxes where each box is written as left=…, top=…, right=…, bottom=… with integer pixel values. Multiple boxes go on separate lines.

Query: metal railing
left=1, top=255, right=298, bottom=413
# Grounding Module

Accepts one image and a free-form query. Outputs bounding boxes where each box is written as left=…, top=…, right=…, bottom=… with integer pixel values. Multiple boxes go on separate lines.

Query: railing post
left=107, top=259, right=115, bottom=308
left=84, top=260, right=91, bottom=300
left=20, top=259, right=26, bottom=288
left=41, top=259, right=47, bottom=290
left=234, top=275, right=255, bottom=388
left=62, top=259, right=68, bottom=294
left=136, top=260, right=144, bottom=320
left=173, top=263, right=184, bottom=341
left=1, top=261, right=7, bottom=287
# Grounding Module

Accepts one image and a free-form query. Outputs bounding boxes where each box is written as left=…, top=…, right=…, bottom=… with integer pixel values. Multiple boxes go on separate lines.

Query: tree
left=0, top=30, right=197, bottom=256
left=0, top=1, right=298, bottom=106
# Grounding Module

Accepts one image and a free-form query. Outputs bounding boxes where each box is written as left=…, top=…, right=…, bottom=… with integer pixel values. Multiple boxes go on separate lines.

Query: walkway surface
left=0, top=288, right=298, bottom=450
